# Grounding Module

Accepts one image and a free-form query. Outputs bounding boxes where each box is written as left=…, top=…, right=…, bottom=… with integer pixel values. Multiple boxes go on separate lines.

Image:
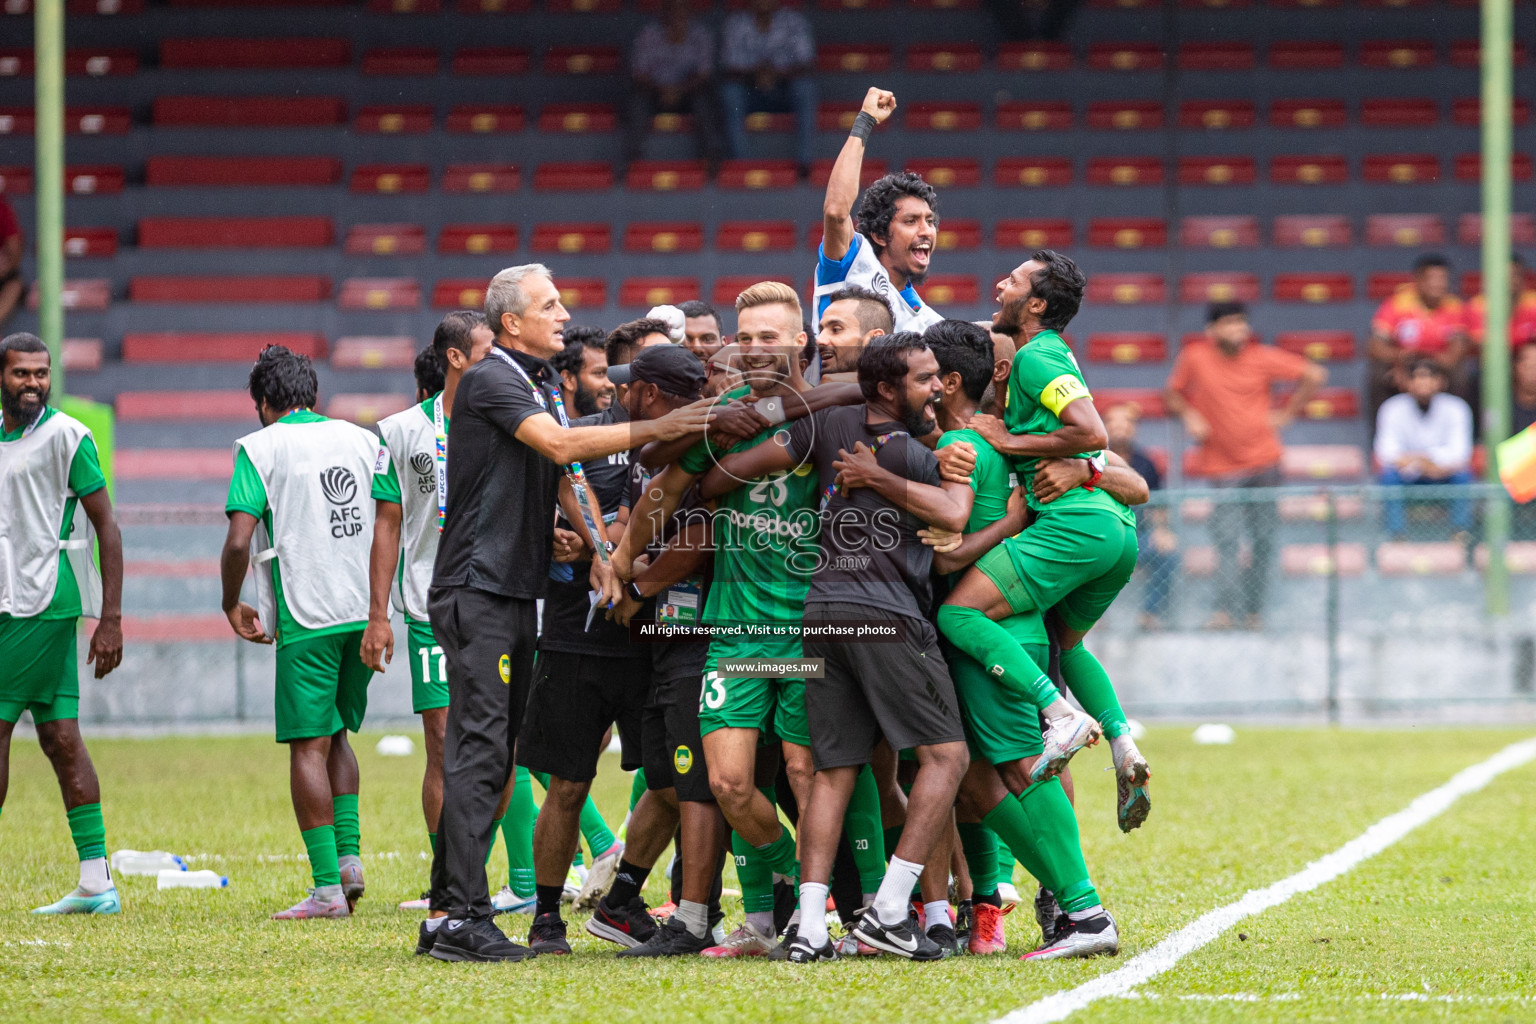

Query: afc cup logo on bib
left=410, top=451, right=435, bottom=494
left=673, top=746, right=693, bottom=774
left=498, top=654, right=511, bottom=684
left=319, top=466, right=364, bottom=538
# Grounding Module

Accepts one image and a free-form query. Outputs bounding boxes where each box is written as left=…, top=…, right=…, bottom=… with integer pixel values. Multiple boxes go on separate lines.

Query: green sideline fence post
left=1482, top=0, right=1514, bottom=617
left=34, top=0, right=65, bottom=393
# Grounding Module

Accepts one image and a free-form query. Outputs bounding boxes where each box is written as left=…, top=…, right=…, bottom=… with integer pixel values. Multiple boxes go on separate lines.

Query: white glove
left=646, top=304, right=687, bottom=343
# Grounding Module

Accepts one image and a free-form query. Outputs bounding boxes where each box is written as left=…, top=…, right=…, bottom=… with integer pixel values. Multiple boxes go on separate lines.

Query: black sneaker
left=784, top=931, right=839, bottom=963
left=616, top=916, right=712, bottom=958
left=954, top=898, right=974, bottom=948
left=415, top=919, right=439, bottom=956
left=1034, top=887, right=1063, bottom=946
left=528, top=912, right=572, bottom=955
left=766, top=921, right=799, bottom=961
left=772, top=878, right=797, bottom=936
left=851, top=910, right=946, bottom=961
left=428, top=916, right=536, bottom=963
left=925, top=923, right=960, bottom=957
left=585, top=896, right=656, bottom=948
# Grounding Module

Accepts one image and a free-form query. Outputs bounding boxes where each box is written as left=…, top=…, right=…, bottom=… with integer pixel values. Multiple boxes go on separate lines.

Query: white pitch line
left=995, top=736, right=1536, bottom=1024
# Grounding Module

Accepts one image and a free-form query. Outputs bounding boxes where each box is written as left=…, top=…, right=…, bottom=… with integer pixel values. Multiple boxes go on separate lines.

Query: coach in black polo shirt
left=421, top=264, right=711, bottom=964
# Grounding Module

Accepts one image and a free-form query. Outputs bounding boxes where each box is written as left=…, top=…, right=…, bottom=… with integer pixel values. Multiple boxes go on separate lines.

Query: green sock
left=331, top=794, right=360, bottom=858
left=937, top=605, right=1061, bottom=710
left=428, top=831, right=439, bottom=858
left=580, top=798, right=617, bottom=859
left=629, top=769, right=647, bottom=812
left=843, top=765, right=886, bottom=893
left=506, top=766, right=537, bottom=897
left=757, top=824, right=798, bottom=878
left=1059, top=642, right=1129, bottom=739
left=957, top=823, right=999, bottom=898
left=486, top=816, right=504, bottom=867
left=981, top=780, right=1097, bottom=913
left=531, top=770, right=551, bottom=791
left=732, top=830, right=776, bottom=913
left=65, top=802, right=106, bottom=862
left=301, top=824, right=342, bottom=888
left=994, top=834, right=1016, bottom=890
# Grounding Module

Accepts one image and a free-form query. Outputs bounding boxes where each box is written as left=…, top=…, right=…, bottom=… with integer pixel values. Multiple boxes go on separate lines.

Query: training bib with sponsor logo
left=375, top=398, right=442, bottom=622
left=0, top=409, right=102, bottom=619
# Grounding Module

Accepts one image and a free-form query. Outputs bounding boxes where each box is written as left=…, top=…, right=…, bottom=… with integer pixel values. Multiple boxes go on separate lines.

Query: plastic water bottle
left=111, top=850, right=186, bottom=876
left=158, top=869, right=227, bottom=889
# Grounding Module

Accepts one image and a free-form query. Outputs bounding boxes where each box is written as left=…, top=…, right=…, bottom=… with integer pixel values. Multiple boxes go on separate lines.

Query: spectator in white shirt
left=1374, top=357, right=1474, bottom=537
left=719, top=0, right=817, bottom=177
left=624, top=0, right=723, bottom=175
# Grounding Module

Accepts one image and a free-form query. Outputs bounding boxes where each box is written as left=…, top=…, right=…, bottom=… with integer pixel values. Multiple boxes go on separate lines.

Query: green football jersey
left=1002, top=330, right=1135, bottom=526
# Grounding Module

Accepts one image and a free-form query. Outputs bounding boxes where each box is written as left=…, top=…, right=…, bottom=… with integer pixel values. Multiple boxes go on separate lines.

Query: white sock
left=1109, top=735, right=1137, bottom=767
left=337, top=854, right=362, bottom=873
left=79, top=857, right=111, bottom=894
left=1041, top=697, right=1075, bottom=723
left=796, top=882, right=829, bottom=947
left=746, top=910, right=774, bottom=935
left=314, top=883, right=344, bottom=903
left=872, top=857, right=924, bottom=926
left=676, top=899, right=710, bottom=940
left=924, top=900, right=950, bottom=932
left=1067, top=904, right=1104, bottom=922
left=424, top=916, right=445, bottom=932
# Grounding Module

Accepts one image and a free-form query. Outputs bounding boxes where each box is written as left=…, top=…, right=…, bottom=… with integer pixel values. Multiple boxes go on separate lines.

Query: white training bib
left=375, top=400, right=440, bottom=621
left=235, top=417, right=378, bottom=633
left=815, top=231, right=945, bottom=334
left=0, top=410, right=102, bottom=619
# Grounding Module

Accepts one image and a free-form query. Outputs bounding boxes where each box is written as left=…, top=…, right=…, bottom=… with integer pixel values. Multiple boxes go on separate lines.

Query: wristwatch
left=1083, top=454, right=1106, bottom=491
left=626, top=581, right=646, bottom=603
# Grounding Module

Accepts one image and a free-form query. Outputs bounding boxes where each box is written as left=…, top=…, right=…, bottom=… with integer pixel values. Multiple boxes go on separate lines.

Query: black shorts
left=516, top=650, right=649, bottom=783
left=802, top=601, right=966, bottom=772
left=652, top=636, right=709, bottom=688
left=640, top=673, right=714, bottom=803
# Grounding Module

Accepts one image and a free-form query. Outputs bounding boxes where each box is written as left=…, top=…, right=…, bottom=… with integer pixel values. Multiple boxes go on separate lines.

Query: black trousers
left=427, top=584, right=538, bottom=919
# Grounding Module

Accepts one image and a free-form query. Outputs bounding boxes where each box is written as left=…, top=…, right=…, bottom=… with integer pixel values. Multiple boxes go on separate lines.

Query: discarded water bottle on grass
left=111, top=850, right=186, bottom=876
left=158, top=869, right=227, bottom=889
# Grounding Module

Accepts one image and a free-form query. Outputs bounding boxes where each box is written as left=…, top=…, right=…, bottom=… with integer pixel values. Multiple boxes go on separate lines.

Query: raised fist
left=861, top=87, right=897, bottom=123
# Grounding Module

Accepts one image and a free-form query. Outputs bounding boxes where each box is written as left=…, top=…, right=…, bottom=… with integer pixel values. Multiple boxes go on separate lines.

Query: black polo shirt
left=432, top=344, right=564, bottom=600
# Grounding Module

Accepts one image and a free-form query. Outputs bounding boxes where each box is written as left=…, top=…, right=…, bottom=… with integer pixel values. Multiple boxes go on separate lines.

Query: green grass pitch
left=2, top=727, right=1534, bottom=1023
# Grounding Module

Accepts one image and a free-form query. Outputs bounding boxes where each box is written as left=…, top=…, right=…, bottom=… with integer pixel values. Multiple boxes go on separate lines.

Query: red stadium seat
left=543, top=46, right=621, bottom=75
left=815, top=102, right=862, bottom=133
left=1086, top=274, right=1165, bottom=305
left=1177, top=156, right=1256, bottom=185
left=327, top=394, right=415, bottom=428
left=452, top=47, right=529, bottom=75
left=626, top=161, right=706, bottom=192
left=531, top=223, right=612, bottom=254
left=129, top=277, right=330, bottom=303
left=442, top=164, right=521, bottom=193
left=371, top=0, right=446, bottom=12
left=816, top=0, right=891, bottom=10
left=1454, top=153, right=1534, bottom=182
left=439, top=224, right=520, bottom=254
left=1178, top=41, right=1255, bottom=71
left=993, top=219, right=1073, bottom=249
left=355, top=105, right=434, bottom=134
left=1092, top=389, right=1165, bottom=418
left=1280, top=543, right=1368, bottom=576
left=64, top=165, right=123, bottom=195
left=362, top=47, right=439, bottom=75
left=622, top=277, right=701, bottom=307
left=159, top=38, right=350, bottom=69
left=1270, top=155, right=1349, bottom=185
left=816, top=45, right=892, bottom=73
left=996, top=102, right=1073, bottom=132
left=1376, top=542, right=1466, bottom=576
left=625, top=222, right=704, bottom=254
left=146, top=155, right=342, bottom=187
left=808, top=159, right=886, bottom=188
left=1087, top=157, right=1164, bottom=186
left=66, top=0, right=146, bottom=13
left=538, top=103, right=617, bottom=134
left=1361, top=98, right=1438, bottom=127
left=718, top=160, right=798, bottom=190
left=1268, top=41, right=1344, bottom=70
left=138, top=216, right=332, bottom=249
left=534, top=162, right=613, bottom=191
left=432, top=280, right=488, bottom=309
left=0, top=47, right=139, bottom=77
left=0, top=109, right=31, bottom=135
left=906, top=43, right=983, bottom=73
left=1476, top=542, right=1536, bottom=574
left=1178, top=100, right=1256, bottom=130
left=1453, top=97, right=1530, bottom=127
left=1274, top=273, right=1355, bottom=303
left=115, top=451, right=232, bottom=483
left=905, top=158, right=980, bottom=187
left=909, top=0, right=980, bottom=9
left=0, top=166, right=31, bottom=193
left=122, top=332, right=327, bottom=363
left=332, top=337, right=418, bottom=370
left=905, top=103, right=982, bottom=132
left=935, top=219, right=981, bottom=251
left=65, top=227, right=118, bottom=258
left=1450, top=39, right=1528, bottom=67
left=546, top=0, right=621, bottom=11
left=446, top=105, right=526, bottom=134
left=1458, top=213, right=1536, bottom=246
left=1088, top=218, right=1167, bottom=249
left=716, top=221, right=795, bottom=253
left=1363, top=154, right=1439, bottom=184
left=345, top=278, right=425, bottom=312
left=1181, top=216, right=1259, bottom=248
left=1277, top=492, right=1364, bottom=523
left=350, top=164, right=430, bottom=193
left=344, top=224, right=426, bottom=256
left=995, top=157, right=1073, bottom=188
left=1181, top=0, right=1253, bottom=8
left=1368, top=273, right=1414, bottom=301
left=916, top=275, right=979, bottom=305
left=712, top=275, right=792, bottom=307
left=555, top=279, right=607, bottom=309
left=997, top=42, right=1072, bottom=72
left=1295, top=388, right=1359, bottom=420
left=1270, top=98, right=1347, bottom=129
left=742, top=112, right=793, bottom=133
left=63, top=339, right=103, bottom=373
left=1273, top=214, right=1352, bottom=247
left=1270, top=0, right=1342, bottom=6
left=1360, top=39, right=1436, bottom=69
left=1276, top=331, right=1356, bottom=361
left=1282, top=445, right=1366, bottom=482
left=29, top=280, right=111, bottom=311
left=1088, top=42, right=1163, bottom=71
left=1365, top=214, right=1445, bottom=247
left=154, top=96, right=345, bottom=127
left=1087, top=101, right=1163, bottom=131
left=1086, top=333, right=1167, bottom=364
left=1181, top=273, right=1259, bottom=303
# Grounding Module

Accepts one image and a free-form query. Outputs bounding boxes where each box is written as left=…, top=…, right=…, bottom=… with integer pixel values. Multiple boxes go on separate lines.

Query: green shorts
left=405, top=618, right=449, bottom=714
left=0, top=616, right=79, bottom=725
left=950, top=632, right=1048, bottom=765
left=275, top=628, right=373, bottom=742
left=698, top=636, right=810, bottom=747
left=979, top=508, right=1139, bottom=632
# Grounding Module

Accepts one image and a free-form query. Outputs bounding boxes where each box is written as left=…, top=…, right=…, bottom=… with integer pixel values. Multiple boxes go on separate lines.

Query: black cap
left=607, top=344, right=705, bottom=400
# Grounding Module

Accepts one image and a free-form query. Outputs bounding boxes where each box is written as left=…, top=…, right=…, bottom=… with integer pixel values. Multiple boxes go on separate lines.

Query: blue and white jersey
left=814, top=231, right=944, bottom=333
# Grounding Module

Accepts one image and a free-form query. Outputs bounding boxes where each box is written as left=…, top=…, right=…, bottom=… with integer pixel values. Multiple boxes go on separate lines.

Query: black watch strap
left=626, top=581, right=646, bottom=603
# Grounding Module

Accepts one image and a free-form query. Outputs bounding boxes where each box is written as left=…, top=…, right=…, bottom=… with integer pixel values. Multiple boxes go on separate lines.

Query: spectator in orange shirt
left=1367, top=254, right=1469, bottom=437
left=0, top=196, right=23, bottom=331
left=1164, top=302, right=1327, bottom=630
left=1467, top=254, right=1536, bottom=353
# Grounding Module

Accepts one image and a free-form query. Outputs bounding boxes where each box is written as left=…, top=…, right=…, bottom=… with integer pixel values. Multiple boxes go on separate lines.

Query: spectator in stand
left=1165, top=301, right=1327, bottom=630
left=1104, top=404, right=1177, bottom=631
left=718, top=0, right=816, bottom=179
left=678, top=299, right=725, bottom=360
left=1374, top=357, right=1474, bottom=541
left=623, top=0, right=723, bottom=177
left=0, top=196, right=23, bottom=331
left=1468, top=254, right=1536, bottom=354
left=1512, top=342, right=1536, bottom=435
left=1367, top=254, right=1469, bottom=439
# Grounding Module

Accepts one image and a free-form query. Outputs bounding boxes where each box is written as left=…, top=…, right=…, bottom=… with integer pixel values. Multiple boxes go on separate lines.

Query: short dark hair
left=605, top=317, right=672, bottom=367
left=856, top=171, right=939, bottom=257
left=431, top=310, right=488, bottom=365
left=1027, top=250, right=1086, bottom=332
left=800, top=332, right=817, bottom=368
left=923, top=320, right=993, bottom=402
left=1413, top=253, right=1451, bottom=274
left=551, top=325, right=607, bottom=378
left=824, top=284, right=895, bottom=335
left=413, top=345, right=445, bottom=396
left=0, top=331, right=48, bottom=372
left=1407, top=356, right=1446, bottom=379
left=248, top=345, right=318, bottom=412
left=857, top=331, right=928, bottom=403
left=678, top=300, right=722, bottom=334
left=1206, top=300, right=1248, bottom=324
